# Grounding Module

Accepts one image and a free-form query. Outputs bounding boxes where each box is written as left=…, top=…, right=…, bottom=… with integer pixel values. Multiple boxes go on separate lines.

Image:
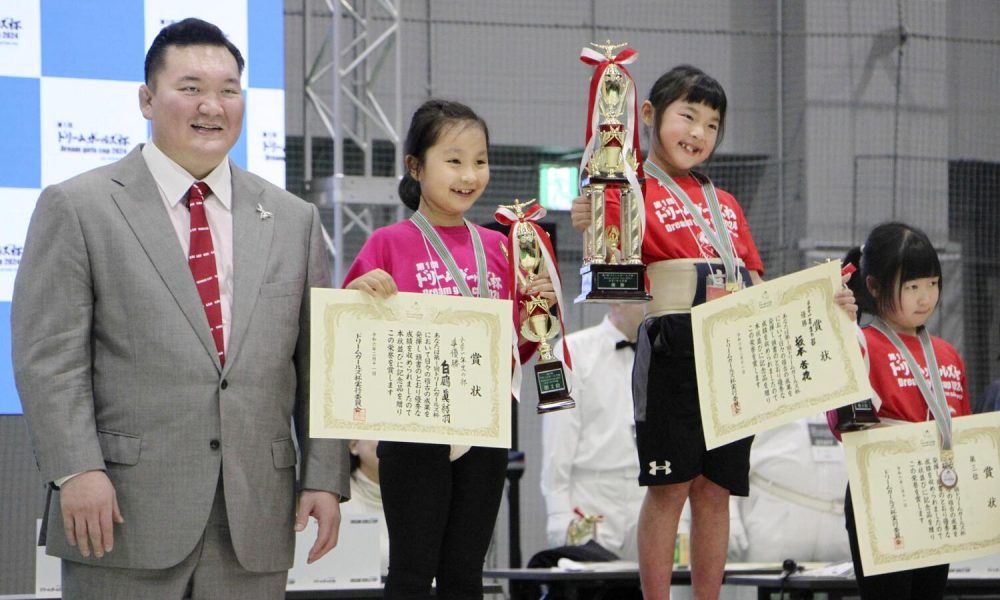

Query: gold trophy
left=577, top=40, right=650, bottom=303
left=502, top=198, right=575, bottom=414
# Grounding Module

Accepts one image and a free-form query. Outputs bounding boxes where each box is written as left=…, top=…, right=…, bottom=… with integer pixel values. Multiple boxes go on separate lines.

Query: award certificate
left=310, top=289, right=513, bottom=448
left=692, top=261, right=872, bottom=449
left=843, top=412, right=1000, bottom=575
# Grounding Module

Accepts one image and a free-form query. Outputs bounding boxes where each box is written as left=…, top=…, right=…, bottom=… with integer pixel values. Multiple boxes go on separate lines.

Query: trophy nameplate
left=835, top=399, right=880, bottom=432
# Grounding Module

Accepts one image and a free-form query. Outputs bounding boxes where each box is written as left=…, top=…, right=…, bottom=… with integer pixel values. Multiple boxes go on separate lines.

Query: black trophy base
left=835, top=400, right=880, bottom=432
left=535, top=360, right=575, bottom=414
left=575, top=262, right=652, bottom=304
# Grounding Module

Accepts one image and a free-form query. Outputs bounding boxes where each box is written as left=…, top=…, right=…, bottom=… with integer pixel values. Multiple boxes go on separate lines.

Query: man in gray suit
left=11, top=18, right=349, bottom=599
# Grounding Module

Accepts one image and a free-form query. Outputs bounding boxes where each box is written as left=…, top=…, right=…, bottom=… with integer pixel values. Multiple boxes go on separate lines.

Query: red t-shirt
left=604, top=173, right=764, bottom=273
left=862, top=326, right=971, bottom=423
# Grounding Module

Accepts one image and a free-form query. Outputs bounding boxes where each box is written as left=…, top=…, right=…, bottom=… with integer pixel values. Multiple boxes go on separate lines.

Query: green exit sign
left=538, top=164, right=578, bottom=211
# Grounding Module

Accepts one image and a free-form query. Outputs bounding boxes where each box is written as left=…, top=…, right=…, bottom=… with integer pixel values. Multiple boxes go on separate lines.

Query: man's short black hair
left=144, top=17, right=245, bottom=86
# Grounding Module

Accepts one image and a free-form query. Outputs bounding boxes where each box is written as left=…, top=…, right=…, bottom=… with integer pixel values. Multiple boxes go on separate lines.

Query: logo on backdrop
left=0, top=17, right=22, bottom=44
left=57, top=122, right=130, bottom=161
left=0, top=243, right=23, bottom=271
left=262, top=130, right=284, bottom=162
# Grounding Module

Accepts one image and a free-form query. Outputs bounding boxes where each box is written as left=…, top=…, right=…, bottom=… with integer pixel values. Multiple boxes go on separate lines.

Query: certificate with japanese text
left=310, top=289, right=513, bottom=448
left=843, top=412, right=1000, bottom=575
left=692, top=261, right=872, bottom=449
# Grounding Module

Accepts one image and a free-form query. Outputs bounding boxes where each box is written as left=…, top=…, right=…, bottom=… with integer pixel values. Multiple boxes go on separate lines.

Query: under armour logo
left=648, top=461, right=672, bottom=476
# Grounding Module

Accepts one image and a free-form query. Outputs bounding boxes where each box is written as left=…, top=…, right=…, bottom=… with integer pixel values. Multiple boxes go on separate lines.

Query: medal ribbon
left=494, top=203, right=574, bottom=375
left=644, top=159, right=741, bottom=290
left=870, top=319, right=953, bottom=451
left=409, top=212, right=489, bottom=299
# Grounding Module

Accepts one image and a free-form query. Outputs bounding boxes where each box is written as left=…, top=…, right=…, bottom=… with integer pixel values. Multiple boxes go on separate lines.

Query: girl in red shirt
left=573, top=64, right=856, bottom=599
left=837, top=221, right=971, bottom=599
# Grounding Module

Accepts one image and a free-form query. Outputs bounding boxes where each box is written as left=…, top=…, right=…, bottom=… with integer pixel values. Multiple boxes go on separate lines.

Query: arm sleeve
left=957, top=354, right=972, bottom=417
left=294, top=204, right=351, bottom=499
left=12, top=185, right=106, bottom=483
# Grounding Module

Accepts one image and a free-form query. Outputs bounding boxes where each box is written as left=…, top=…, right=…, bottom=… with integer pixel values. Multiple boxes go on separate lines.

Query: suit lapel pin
left=256, top=203, right=273, bottom=221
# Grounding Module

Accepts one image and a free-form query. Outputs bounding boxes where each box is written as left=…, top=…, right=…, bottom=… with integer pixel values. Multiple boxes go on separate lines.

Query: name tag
left=808, top=422, right=840, bottom=463
left=706, top=270, right=742, bottom=302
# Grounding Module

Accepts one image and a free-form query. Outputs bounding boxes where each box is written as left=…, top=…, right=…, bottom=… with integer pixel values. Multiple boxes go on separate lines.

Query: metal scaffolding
left=301, top=0, right=403, bottom=282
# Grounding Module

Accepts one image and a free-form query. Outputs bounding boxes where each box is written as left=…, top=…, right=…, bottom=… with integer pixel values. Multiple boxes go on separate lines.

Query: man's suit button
left=209, top=439, right=220, bottom=450
left=220, top=379, right=228, bottom=390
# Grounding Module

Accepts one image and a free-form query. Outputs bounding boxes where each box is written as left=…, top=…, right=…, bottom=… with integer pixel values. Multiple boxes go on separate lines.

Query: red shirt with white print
left=862, top=325, right=971, bottom=424
left=604, top=172, right=764, bottom=273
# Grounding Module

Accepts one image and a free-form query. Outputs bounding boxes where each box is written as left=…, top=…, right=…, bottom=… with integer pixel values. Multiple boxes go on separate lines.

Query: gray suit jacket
left=12, top=146, right=349, bottom=572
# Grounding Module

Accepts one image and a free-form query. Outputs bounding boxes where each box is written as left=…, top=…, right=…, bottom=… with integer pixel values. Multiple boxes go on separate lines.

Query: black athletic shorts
left=632, top=312, right=753, bottom=495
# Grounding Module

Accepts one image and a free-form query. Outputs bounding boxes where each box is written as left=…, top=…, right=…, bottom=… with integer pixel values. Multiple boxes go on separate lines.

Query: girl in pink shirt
left=344, top=99, right=554, bottom=600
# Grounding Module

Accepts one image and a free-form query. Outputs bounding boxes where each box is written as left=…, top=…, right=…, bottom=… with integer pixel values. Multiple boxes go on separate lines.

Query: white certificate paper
left=691, top=261, right=872, bottom=449
left=310, top=289, right=513, bottom=448
left=843, top=412, right=1000, bottom=575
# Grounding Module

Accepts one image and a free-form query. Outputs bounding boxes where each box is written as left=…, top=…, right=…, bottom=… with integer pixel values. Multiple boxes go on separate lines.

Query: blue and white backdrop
left=0, top=0, right=286, bottom=414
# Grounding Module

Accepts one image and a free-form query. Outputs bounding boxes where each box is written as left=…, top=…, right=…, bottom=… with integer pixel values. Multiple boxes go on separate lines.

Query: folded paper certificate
left=843, top=412, right=1000, bottom=575
left=310, top=289, right=513, bottom=448
left=692, top=261, right=872, bottom=449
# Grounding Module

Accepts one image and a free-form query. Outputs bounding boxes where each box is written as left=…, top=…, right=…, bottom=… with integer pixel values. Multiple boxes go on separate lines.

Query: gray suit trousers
left=61, top=479, right=287, bottom=600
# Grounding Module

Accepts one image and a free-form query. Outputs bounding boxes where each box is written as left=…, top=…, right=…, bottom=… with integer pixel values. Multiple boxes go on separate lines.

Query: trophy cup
left=577, top=40, right=651, bottom=303
left=498, top=199, right=575, bottom=414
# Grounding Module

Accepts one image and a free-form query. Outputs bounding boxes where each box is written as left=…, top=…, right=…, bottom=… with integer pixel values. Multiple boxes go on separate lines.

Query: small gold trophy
left=499, top=198, right=575, bottom=414
left=566, top=508, right=604, bottom=546
left=577, top=40, right=650, bottom=303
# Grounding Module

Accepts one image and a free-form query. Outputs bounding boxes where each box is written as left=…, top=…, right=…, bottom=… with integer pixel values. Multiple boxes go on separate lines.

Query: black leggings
left=377, top=442, right=507, bottom=600
left=845, top=484, right=949, bottom=599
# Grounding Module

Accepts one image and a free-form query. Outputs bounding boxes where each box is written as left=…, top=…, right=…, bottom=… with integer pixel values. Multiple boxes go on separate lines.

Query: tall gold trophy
left=577, top=41, right=650, bottom=303
left=499, top=199, right=575, bottom=414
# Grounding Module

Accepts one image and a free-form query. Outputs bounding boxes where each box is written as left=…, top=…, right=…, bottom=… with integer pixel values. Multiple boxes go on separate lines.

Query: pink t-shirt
left=343, top=220, right=513, bottom=300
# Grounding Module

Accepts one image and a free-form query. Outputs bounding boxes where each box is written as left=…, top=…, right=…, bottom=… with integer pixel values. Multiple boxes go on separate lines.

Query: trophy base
left=535, top=361, right=575, bottom=414
left=835, top=400, right=880, bottom=432
left=575, top=263, right=652, bottom=304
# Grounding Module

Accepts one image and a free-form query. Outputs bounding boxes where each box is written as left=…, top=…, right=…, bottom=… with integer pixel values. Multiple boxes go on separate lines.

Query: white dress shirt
left=142, top=141, right=234, bottom=351
left=541, top=316, right=644, bottom=558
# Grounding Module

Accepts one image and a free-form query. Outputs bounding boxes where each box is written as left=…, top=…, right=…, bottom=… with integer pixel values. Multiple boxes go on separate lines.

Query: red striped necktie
left=186, top=182, right=225, bottom=366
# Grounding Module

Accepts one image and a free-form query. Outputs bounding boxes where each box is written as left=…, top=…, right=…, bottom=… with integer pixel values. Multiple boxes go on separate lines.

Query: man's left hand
left=295, top=490, right=341, bottom=564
